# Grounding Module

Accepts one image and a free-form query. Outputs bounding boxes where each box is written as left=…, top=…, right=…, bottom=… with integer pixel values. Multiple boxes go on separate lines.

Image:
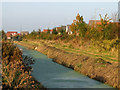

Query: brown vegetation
left=2, top=41, right=45, bottom=89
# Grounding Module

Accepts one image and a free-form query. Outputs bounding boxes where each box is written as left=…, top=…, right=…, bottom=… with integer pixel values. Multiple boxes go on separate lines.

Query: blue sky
left=2, top=2, right=118, bottom=32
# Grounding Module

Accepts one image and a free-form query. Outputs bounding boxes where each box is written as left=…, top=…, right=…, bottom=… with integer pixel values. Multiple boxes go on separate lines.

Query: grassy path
left=18, top=40, right=118, bottom=63
left=52, top=44, right=118, bottom=63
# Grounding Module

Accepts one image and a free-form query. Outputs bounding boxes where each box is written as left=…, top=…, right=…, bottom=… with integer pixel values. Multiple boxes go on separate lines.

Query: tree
left=76, top=13, right=84, bottom=23
left=70, top=13, right=87, bottom=37
left=2, top=30, right=7, bottom=40
left=57, top=27, right=65, bottom=35
left=47, top=28, right=50, bottom=34
left=99, top=14, right=112, bottom=30
left=38, top=29, right=41, bottom=35
left=70, top=23, right=77, bottom=34
left=52, top=28, right=58, bottom=34
left=29, top=30, right=37, bottom=39
left=98, top=14, right=117, bottom=40
left=31, top=30, right=36, bottom=35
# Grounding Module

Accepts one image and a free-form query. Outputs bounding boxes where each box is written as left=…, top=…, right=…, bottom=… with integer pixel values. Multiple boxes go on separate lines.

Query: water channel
left=17, top=45, right=115, bottom=89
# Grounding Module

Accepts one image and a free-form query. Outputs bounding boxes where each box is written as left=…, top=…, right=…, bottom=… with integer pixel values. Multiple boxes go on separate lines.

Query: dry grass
left=2, top=41, right=45, bottom=89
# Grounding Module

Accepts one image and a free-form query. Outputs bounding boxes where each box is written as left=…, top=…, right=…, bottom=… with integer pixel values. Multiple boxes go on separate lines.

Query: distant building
left=18, top=33, right=21, bottom=35
left=56, top=27, right=61, bottom=31
left=50, top=29, right=53, bottom=34
left=6, top=31, right=18, bottom=39
left=42, top=29, right=53, bottom=34
left=42, top=29, right=48, bottom=33
left=89, top=20, right=101, bottom=26
left=66, top=25, right=72, bottom=35
left=55, top=26, right=66, bottom=31
left=6, top=33, right=12, bottom=39
left=7, top=31, right=18, bottom=36
left=61, top=26, right=66, bottom=30
left=111, top=22, right=120, bottom=27
left=21, top=31, right=29, bottom=35
left=89, top=20, right=117, bottom=27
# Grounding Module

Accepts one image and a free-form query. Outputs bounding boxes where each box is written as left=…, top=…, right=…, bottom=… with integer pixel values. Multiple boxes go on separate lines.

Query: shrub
left=2, top=42, right=44, bottom=89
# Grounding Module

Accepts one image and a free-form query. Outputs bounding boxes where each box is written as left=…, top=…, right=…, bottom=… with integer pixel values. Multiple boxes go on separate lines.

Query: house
left=7, top=31, right=17, bottom=36
left=55, top=26, right=66, bottom=31
left=18, top=33, right=21, bottom=36
left=42, top=29, right=53, bottom=34
left=6, top=31, right=18, bottom=39
left=89, top=20, right=101, bottom=26
left=66, top=25, right=72, bottom=35
left=56, top=27, right=61, bottom=31
left=21, top=31, right=29, bottom=35
left=6, top=33, right=12, bottom=39
left=89, top=20, right=119, bottom=27
left=50, top=29, right=53, bottom=34
left=89, top=20, right=111, bottom=27
left=42, top=29, right=48, bottom=33
left=61, top=26, right=66, bottom=30
left=111, top=22, right=119, bottom=25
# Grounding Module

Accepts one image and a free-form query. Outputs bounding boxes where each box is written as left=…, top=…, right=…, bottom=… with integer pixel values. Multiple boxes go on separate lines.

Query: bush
left=2, top=42, right=44, bottom=89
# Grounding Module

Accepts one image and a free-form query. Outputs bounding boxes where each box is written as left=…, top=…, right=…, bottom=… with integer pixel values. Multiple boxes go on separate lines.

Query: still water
left=17, top=45, right=115, bottom=88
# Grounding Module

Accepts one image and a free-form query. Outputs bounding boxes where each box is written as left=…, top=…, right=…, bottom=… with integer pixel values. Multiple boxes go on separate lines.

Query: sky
left=1, top=0, right=120, bottom=2
left=1, top=1, right=119, bottom=32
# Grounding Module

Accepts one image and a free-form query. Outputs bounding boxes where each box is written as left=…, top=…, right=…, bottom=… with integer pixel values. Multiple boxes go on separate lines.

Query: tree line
left=23, top=13, right=118, bottom=41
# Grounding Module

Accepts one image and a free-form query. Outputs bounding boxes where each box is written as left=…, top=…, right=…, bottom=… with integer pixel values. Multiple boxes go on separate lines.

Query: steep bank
left=2, top=42, right=45, bottom=89
left=15, top=41, right=119, bottom=88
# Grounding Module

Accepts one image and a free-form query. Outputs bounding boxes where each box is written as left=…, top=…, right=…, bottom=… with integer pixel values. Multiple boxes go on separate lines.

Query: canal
left=17, top=45, right=115, bottom=88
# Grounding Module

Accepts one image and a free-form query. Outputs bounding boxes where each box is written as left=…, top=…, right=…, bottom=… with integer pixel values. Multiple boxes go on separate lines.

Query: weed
left=77, top=63, right=82, bottom=68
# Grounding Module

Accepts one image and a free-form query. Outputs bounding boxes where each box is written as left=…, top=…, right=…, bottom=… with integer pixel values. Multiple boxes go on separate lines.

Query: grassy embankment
left=17, top=39, right=118, bottom=63
left=2, top=41, right=45, bottom=89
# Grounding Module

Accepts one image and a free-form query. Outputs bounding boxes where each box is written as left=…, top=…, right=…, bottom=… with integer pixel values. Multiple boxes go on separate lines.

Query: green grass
left=99, top=65, right=106, bottom=67
left=19, top=40, right=118, bottom=63
left=77, top=63, right=82, bottom=68
left=53, top=43, right=118, bottom=62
